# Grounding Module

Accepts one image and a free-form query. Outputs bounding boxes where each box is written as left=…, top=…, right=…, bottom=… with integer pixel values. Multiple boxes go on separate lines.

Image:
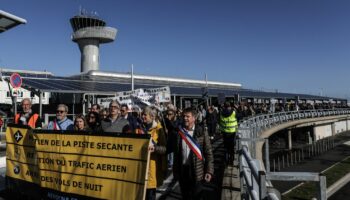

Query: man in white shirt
left=168, top=107, right=214, bottom=199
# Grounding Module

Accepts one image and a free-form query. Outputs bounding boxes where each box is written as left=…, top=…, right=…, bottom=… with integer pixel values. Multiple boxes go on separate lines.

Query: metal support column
left=287, top=129, right=292, bottom=150
left=307, top=131, right=312, bottom=145
left=14, top=96, right=17, bottom=117
left=72, top=94, right=75, bottom=117
left=180, top=97, right=183, bottom=110
left=82, top=94, right=86, bottom=115
left=39, top=91, right=43, bottom=117
left=313, top=126, right=317, bottom=143
left=265, top=139, right=270, bottom=172
left=173, top=94, right=176, bottom=108
left=331, top=123, right=336, bottom=136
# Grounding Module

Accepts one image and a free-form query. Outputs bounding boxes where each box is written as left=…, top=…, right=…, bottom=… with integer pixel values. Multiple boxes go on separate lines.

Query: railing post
left=318, top=175, right=327, bottom=200
left=259, top=171, right=267, bottom=200
left=278, top=156, right=281, bottom=171
left=239, top=149, right=246, bottom=197
left=302, top=148, right=304, bottom=160
left=265, top=138, right=270, bottom=172
left=331, top=123, right=336, bottom=136
left=44, top=113, right=49, bottom=125
left=309, top=145, right=311, bottom=158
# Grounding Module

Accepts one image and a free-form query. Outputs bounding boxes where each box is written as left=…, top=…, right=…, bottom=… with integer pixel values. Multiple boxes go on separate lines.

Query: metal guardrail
left=239, top=109, right=350, bottom=157
left=237, top=108, right=350, bottom=200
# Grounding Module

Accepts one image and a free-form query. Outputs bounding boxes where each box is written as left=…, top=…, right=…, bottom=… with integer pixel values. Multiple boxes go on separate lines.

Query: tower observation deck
left=70, top=12, right=117, bottom=73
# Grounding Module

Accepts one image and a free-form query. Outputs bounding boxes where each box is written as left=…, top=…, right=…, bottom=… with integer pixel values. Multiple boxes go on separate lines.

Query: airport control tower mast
left=70, top=11, right=117, bottom=73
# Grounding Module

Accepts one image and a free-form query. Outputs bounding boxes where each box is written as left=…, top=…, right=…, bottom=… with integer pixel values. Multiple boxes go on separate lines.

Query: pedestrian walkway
left=156, top=137, right=242, bottom=200
left=221, top=165, right=241, bottom=200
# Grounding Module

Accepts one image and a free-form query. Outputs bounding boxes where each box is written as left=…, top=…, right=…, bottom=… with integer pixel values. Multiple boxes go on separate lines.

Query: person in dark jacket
left=206, top=105, right=218, bottom=139
left=86, top=111, right=101, bottom=132
left=120, top=104, right=139, bottom=133
left=168, top=107, right=214, bottom=200
left=101, top=100, right=129, bottom=133
left=164, top=109, right=180, bottom=168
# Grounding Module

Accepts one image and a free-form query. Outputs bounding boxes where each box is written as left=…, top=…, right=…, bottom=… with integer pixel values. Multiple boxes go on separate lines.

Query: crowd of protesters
left=8, top=97, right=350, bottom=199
left=229, top=101, right=350, bottom=121
left=12, top=98, right=214, bottom=199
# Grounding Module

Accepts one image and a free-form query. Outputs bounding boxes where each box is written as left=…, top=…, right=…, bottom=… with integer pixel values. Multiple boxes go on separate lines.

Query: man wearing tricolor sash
left=168, top=107, right=214, bottom=199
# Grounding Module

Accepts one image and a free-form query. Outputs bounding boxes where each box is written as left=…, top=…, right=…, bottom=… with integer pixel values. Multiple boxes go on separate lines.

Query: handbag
left=193, top=180, right=217, bottom=199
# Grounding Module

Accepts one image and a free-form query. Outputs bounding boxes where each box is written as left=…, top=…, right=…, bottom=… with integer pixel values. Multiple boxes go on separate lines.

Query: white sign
left=185, top=100, right=191, bottom=108
left=97, top=86, right=171, bottom=109
left=218, top=93, right=226, bottom=105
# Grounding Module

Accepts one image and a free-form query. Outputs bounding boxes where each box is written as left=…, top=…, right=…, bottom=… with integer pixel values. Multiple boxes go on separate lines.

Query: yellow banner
left=6, top=125, right=150, bottom=200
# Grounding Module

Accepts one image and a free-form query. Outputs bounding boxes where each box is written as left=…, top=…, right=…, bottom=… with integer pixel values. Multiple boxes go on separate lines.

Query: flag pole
left=131, top=64, right=134, bottom=91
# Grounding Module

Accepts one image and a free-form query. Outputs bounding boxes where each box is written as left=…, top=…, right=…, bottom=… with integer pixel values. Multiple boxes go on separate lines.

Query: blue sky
left=1, top=0, right=350, bottom=98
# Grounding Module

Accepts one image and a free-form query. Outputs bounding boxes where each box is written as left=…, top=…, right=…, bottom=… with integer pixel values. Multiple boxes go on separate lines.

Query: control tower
left=70, top=12, right=117, bottom=73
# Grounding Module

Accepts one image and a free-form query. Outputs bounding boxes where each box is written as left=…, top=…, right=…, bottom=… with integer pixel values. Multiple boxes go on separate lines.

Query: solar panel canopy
left=16, top=76, right=345, bottom=101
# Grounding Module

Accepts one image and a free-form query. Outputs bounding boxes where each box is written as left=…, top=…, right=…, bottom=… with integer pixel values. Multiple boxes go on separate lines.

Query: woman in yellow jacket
left=141, top=106, right=167, bottom=200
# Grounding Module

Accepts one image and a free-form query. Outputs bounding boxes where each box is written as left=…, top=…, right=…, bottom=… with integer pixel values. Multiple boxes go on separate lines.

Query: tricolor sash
left=178, top=126, right=203, bottom=160
left=53, top=120, right=61, bottom=130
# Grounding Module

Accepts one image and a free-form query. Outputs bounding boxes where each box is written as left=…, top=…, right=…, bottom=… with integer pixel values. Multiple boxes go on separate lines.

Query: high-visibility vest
left=15, top=113, right=39, bottom=129
left=219, top=111, right=238, bottom=133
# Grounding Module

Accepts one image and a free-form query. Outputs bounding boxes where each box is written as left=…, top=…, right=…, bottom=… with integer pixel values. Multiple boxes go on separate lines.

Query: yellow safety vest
left=219, top=111, right=238, bottom=133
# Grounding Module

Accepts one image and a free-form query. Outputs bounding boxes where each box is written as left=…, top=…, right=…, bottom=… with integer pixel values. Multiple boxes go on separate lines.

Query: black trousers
left=222, top=132, right=236, bottom=164
left=178, top=164, right=201, bottom=200
left=146, top=188, right=156, bottom=200
left=207, top=124, right=216, bottom=137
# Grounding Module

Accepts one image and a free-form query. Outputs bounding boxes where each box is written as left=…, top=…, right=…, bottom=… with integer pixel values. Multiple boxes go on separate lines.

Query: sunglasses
left=89, top=116, right=95, bottom=119
left=56, top=110, right=65, bottom=114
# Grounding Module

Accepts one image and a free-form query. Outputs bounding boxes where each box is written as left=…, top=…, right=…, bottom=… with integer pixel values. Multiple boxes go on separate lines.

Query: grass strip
left=283, top=156, right=350, bottom=200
